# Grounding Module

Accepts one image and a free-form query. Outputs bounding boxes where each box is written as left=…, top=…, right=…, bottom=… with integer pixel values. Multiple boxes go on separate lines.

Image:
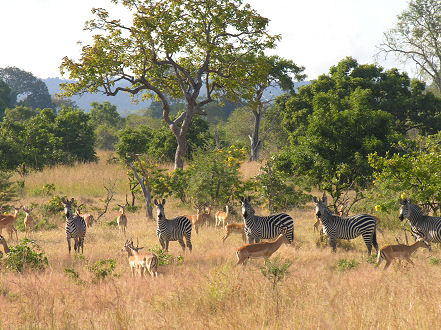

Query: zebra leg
left=362, top=233, right=373, bottom=255
left=80, top=237, right=84, bottom=254
left=330, top=238, right=337, bottom=252
left=159, top=237, right=166, bottom=250
left=372, top=231, right=379, bottom=254
left=165, top=240, right=169, bottom=252
left=185, top=235, right=192, bottom=252
left=178, top=238, right=186, bottom=252
left=67, top=238, right=72, bottom=254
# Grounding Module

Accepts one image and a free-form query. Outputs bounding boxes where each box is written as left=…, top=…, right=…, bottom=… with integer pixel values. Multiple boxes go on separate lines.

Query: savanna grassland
left=0, top=152, right=440, bottom=329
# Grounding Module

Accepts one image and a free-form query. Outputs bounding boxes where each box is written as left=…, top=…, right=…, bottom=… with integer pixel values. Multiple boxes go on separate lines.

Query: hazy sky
left=0, top=0, right=412, bottom=80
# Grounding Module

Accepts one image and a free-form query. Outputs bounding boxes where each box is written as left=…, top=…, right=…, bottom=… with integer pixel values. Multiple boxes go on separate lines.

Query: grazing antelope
left=62, top=198, right=87, bottom=254
left=313, top=216, right=321, bottom=232
left=240, top=196, right=295, bottom=244
left=376, top=239, right=428, bottom=270
left=154, top=199, right=192, bottom=252
left=222, top=223, right=247, bottom=243
left=0, top=206, right=21, bottom=241
left=203, top=206, right=214, bottom=228
left=215, top=205, right=230, bottom=228
left=313, top=193, right=378, bottom=255
left=236, top=230, right=290, bottom=266
left=76, top=205, right=95, bottom=228
left=122, top=239, right=158, bottom=278
left=117, top=204, right=128, bottom=234
left=0, top=235, right=10, bottom=257
left=23, top=206, right=34, bottom=238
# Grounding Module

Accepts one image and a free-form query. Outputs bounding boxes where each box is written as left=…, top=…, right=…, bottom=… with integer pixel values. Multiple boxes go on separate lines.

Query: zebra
left=154, top=199, right=192, bottom=252
left=399, top=198, right=441, bottom=251
left=61, top=197, right=87, bottom=254
left=313, top=193, right=378, bottom=255
left=239, top=196, right=294, bottom=244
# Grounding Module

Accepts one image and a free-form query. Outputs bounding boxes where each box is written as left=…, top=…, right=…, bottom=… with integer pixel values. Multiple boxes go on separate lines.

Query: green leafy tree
left=369, top=132, right=441, bottom=214
left=95, top=124, right=119, bottom=150
left=231, top=55, right=306, bottom=161
left=0, top=67, right=54, bottom=109
left=0, top=79, right=11, bottom=118
left=89, top=101, right=122, bottom=128
left=60, top=0, right=278, bottom=169
left=0, top=171, right=18, bottom=205
left=55, top=108, right=97, bottom=163
left=3, top=105, right=38, bottom=122
left=379, top=0, right=441, bottom=94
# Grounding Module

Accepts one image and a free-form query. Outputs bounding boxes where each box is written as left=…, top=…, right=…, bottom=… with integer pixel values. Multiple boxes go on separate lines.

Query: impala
left=122, top=239, right=158, bottom=278
left=222, top=223, right=247, bottom=243
left=236, top=230, right=290, bottom=266
left=215, top=205, right=230, bottom=228
left=376, top=239, right=428, bottom=270
left=23, top=206, right=34, bottom=238
left=76, top=205, right=95, bottom=228
left=117, top=204, right=128, bottom=234
left=0, top=206, right=21, bottom=241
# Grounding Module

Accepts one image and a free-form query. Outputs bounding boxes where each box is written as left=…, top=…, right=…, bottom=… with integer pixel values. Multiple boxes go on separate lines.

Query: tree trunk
left=249, top=110, right=262, bottom=161
left=174, top=135, right=187, bottom=169
left=130, top=163, right=153, bottom=220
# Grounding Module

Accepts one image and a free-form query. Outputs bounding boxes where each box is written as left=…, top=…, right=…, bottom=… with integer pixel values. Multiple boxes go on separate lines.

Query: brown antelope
left=376, top=239, right=428, bottom=270
left=117, top=204, right=128, bottom=234
left=215, top=205, right=230, bottom=228
left=236, top=230, right=290, bottom=266
left=313, top=216, right=321, bottom=232
left=190, top=208, right=204, bottom=234
left=0, top=206, right=21, bottom=241
left=76, top=205, right=95, bottom=228
left=222, top=223, right=247, bottom=243
left=0, top=235, right=10, bottom=257
left=122, top=239, right=158, bottom=278
left=23, top=206, right=34, bottom=238
left=203, top=206, right=214, bottom=227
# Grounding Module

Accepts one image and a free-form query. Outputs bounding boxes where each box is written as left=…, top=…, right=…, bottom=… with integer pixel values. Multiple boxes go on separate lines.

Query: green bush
left=41, top=195, right=67, bottom=216
left=429, top=257, right=441, bottom=265
left=88, top=259, right=117, bottom=282
left=148, top=246, right=183, bottom=265
left=259, top=255, right=292, bottom=289
left=3, top=239, right=49, bottom=273
left=335, top=258, right=360, bottom=271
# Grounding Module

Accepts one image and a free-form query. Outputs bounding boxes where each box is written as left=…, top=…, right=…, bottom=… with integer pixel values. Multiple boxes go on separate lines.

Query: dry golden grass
left=1, top=157, right=441, bottom=329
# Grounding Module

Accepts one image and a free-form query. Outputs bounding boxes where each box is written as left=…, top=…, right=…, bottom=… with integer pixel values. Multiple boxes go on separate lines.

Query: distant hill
left=44, top=78, right=310, bottom=117
left=44, top=78, right=152, bottom=117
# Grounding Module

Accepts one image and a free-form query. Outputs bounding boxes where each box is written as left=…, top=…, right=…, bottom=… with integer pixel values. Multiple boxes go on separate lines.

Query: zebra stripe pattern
left=399, top=198, right=441, bottom=250
left=62, top=197, right=86, bottom=254
left=154, top=199, right=192, bottom=252
left=240, top=196, right=294, bottom=244
left=314, top=193, right=378, bottom=254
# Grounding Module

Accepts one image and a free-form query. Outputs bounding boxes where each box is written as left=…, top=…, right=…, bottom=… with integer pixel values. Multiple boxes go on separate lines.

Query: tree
left=0, top=67, right=54, bottom=109
left=60, top=0, right=278, bottom=169
left=379, top=0, right=441, bottom=94
left=277, top=58, right=417, bottom=211
left=232, top=55, right=305, bottom=161
left=3, top=105, right=38, bottom=122
left=0, top=80, right=11, bottom=119
left=89, top=101, right=122, bottom=128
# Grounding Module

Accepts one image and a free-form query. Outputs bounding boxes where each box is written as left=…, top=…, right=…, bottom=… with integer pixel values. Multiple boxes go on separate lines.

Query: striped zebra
left=313, top=193, right=378, bottom=255
left=399, top=198, right=441, bottom=251
left=239, top=196, right=294, bottom=244
left=154, top=199, right=192, bottom=252
left=61, top=197, right=86, bottom=254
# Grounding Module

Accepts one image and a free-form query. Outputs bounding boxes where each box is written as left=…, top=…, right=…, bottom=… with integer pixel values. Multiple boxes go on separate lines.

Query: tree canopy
left=60, top=0, right=278, bottom=169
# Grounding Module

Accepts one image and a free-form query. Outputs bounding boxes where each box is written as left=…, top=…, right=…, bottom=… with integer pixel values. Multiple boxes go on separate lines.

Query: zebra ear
left=313, top=196, right=318, bottom=203
left=70, top=198, right=75, bottom=204
left=154, top=199, right=158, bottom=206
left=246, top=196, right=251, bottom=202
left=239, top=196, right=244, bottom=203
left=162, top=199, right=166, bottom=205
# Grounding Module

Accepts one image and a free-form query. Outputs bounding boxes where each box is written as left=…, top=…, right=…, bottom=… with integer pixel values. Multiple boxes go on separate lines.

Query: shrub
left=3, top=239, right=49, bottom=273
left=335, top=258, right=360, bottom=271
left=88, top=259, right=117, bottom=282
left=429, top=257, right=441, bottom=265
left=148, top=246, right=184, bottom=265
left=259, top=255, right=292, bottom=289
left=41, top=195, right=67, bottom=216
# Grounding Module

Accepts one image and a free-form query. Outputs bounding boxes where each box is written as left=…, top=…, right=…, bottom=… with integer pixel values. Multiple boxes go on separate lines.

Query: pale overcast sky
left=0, top=0, right=412, bottom=80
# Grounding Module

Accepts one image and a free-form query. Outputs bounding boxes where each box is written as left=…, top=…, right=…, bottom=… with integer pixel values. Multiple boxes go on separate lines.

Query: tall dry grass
left=0, top=157, right=440, bottom=329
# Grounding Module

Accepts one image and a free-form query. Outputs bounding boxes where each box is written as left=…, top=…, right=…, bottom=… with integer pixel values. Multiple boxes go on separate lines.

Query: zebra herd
left=61, top=193, right=441, bottom=271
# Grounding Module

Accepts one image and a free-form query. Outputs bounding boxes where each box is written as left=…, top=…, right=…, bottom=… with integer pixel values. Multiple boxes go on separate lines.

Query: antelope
left=376, top=239, right=428, bottom=270
left=122, top=239, right=158, bottom=278
left=76, top=205, right=95, bottom=228
left=215, top=205, right=230, bottom=228
left=0, top=235, right=10, bottom=257
left=313, top=216, right=321, bottom=232
left=222, top=223, right=247, bottom=243
left=0, top=206, right=21, bottom=241
left=117, top=204, right=128, bottom=234
left=23, top=206, right=34, bottom=238
left=190, top=208, right=204, bottom=234
left=203, top=206, right=214, bottom=228
left=236, top=230, right=290, bottom=266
